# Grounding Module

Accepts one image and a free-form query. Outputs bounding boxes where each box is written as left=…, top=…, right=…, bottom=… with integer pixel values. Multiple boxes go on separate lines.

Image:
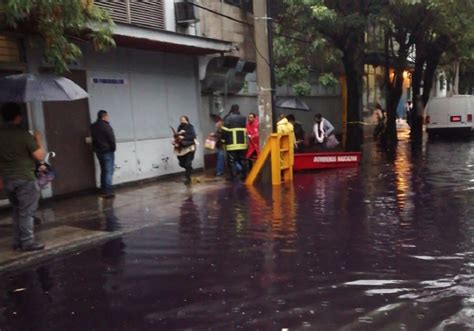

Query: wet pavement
left=1, top=134, right=474, bottom=330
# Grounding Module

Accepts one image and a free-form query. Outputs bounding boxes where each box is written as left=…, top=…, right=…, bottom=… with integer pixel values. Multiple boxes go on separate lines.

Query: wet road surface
left=1, top=137, right=474, bottom=330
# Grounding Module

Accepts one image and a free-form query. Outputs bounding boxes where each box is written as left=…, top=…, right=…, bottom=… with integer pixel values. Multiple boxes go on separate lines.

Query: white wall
left=83, top=46, right=203, bottom=185
left=164, top=0, right=177, bottom=32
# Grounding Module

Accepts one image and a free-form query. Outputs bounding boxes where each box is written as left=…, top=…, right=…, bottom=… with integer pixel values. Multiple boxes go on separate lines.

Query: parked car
left=426, top=95, right=474, bottom=137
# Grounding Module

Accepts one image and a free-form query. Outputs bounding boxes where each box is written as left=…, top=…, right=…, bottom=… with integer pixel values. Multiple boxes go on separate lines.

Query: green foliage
left=433, top=0, right=474, bottom=90
left=318, top=73, right=338, bottom=88
left=292, top=82, right=312, bottom=96
left=273, top=0, right=344, bottom=96
left=0, top=0, right=115, bottom=73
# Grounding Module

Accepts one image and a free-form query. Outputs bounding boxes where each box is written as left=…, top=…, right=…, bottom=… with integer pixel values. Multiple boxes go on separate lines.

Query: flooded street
left=1, top=137, right=474, bottom=330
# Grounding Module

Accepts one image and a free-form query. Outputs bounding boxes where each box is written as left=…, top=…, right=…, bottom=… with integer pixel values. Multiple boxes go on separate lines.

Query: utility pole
left=253, top=0, right=276, bottom=147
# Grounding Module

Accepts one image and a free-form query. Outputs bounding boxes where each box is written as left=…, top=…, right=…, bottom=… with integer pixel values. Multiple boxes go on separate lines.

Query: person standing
left=373, top=103, right=386, bottom=139
left=287, top=114, right=305, bottom=152
left=246, top=113, right=259, bottom=168
left=277, top=114, right=294, bottom=135
left=223, top=105, right=248, bottom=180
left=174, top=116, right=197, bottom=185
left=314, top=114, right=338, bottom=148
left=406, top=100, right=413, bottom=127
left=213, top=119, right=225, bottom=177
left=91, top=110, right=116, bottom=198
left=0, top=103, right=46, bottom=251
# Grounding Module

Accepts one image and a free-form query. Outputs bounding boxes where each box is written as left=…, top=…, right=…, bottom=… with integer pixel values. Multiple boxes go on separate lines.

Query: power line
left=188, top=2, right=312, bottom=44
left=187, top=1, right=316, bottom=71
left=189, top=2, right=271, bottom=65
left=189, top=2, right=253, bottom=27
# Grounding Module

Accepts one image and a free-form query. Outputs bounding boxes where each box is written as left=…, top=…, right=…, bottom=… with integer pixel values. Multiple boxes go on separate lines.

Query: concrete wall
left=198, top=0, right=255, bottom=62
left=82, top=46, right=203, bottom=186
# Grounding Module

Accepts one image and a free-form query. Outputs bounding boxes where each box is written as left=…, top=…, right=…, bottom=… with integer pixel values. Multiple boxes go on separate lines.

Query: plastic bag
left=35, top=152, right=56, bottom=189
left=204, top=137, right=216, bottom=150
left=325, top=135, right=340, bottom=149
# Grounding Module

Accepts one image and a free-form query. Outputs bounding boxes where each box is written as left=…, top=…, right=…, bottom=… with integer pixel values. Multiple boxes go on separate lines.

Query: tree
left=408, top=0, right=474, bottom=140
left=0, top=0, right=115, bottom=73
left=459, top=58, right=474, bottom=94
left=437, top=5, right=474, bottom=95
left=277, top=0, right=387, bottom=151
left=273, top=2, right=341, bottom=96
left=379, top=1, right=426, bottom=146
left=375, top=0, right=474, bottom=143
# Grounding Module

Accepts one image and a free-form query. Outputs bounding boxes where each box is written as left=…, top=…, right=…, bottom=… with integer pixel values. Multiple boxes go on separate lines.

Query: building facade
left=0, top=0, right=344, bottom=202
left=0, top=0, right=233, bottom=201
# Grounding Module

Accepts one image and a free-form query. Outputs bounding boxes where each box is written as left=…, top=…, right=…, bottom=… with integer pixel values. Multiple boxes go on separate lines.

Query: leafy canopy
left=0, top=0, right=115, bottom=72
left=274, top=0, right=389, bottom=95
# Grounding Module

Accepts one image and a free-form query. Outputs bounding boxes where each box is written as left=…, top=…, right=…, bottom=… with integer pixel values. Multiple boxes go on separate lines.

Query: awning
left=113, top=24, right=233, bottom=55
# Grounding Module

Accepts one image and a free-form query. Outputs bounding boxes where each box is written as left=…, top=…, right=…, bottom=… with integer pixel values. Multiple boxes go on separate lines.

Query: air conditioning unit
left=175, top=1, right=199, bottom=26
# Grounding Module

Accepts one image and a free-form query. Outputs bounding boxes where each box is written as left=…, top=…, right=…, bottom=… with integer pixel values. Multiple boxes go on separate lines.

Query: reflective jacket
left=276, top=118, right=294, bottom=135
left=223, top=113, right=247, bottom=151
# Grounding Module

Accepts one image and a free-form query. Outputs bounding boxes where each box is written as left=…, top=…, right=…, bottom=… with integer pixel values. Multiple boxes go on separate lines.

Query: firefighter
left=222, top=104, right=248, bottom=180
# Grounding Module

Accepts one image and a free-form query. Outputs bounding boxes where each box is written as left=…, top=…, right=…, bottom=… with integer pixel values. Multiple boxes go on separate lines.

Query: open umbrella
left=275, top=96, right=310, bottom=111
left=0, top=73, right=88, bottom=102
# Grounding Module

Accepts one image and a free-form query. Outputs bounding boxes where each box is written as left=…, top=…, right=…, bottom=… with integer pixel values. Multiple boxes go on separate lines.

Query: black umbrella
left=275, top=97, right=310, bottom=111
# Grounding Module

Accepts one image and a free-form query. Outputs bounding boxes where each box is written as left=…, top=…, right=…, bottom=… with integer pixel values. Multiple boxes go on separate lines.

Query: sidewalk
left=0, top=175, right=228, bottom=273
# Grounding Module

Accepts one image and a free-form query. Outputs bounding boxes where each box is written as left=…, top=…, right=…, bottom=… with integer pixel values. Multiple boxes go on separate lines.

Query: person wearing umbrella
left=91, top=110, right=117, bottom=198
left=0, top=103, right=46, bottom=251
left=246, top=113, right=259, bottom=169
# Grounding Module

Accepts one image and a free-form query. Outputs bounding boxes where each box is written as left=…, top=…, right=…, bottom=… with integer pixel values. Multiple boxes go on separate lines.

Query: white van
left=426, top=95, right=474, bottom=136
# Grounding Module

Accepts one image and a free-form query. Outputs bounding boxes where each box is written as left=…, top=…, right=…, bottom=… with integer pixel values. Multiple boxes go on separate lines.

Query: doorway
left=43, top=70, right=96, bottom=195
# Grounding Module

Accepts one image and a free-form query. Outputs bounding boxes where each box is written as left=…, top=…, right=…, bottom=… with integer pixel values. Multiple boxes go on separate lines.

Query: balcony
left=94, top=0, right=165, bottom=30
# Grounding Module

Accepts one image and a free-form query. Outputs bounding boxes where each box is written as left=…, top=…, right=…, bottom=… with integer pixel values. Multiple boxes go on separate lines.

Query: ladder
left=245, top=133, right=294, bottom=186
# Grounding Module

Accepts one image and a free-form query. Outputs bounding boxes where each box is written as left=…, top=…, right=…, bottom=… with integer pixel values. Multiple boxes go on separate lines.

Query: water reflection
left=2, top=138, right=474, bottom=329
left=100, top=197, right=121, bottom=232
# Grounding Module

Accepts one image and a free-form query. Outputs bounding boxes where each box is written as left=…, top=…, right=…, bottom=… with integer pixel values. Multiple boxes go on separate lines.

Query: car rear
left=426, top=96, right=473, bottom=137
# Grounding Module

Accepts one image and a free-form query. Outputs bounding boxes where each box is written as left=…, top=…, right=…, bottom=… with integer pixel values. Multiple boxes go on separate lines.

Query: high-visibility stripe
left=226, top=143, right=248, bottom=151
left=222, top=127, right=247, bottom=151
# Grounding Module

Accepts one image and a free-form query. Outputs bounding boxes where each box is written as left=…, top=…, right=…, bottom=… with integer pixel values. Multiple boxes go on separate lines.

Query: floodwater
left=1, top=135, right=474, bottom=330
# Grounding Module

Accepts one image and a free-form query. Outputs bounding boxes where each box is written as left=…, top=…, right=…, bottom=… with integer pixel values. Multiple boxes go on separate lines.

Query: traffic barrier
left=245, top=133, right=294, bottom=186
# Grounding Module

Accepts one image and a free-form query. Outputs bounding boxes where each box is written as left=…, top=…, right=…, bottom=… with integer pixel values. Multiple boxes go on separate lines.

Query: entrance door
left=43, top=70, right=96, bottom=195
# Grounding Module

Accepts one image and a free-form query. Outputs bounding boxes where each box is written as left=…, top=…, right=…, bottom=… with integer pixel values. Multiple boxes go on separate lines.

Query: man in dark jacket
left=91, top=110, right=116, bottom=198
left=287, top=114, right=305, bottom=152
left=223, top=105, right=248, bottom=180
left=175, top=116, right=197, bottom=185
